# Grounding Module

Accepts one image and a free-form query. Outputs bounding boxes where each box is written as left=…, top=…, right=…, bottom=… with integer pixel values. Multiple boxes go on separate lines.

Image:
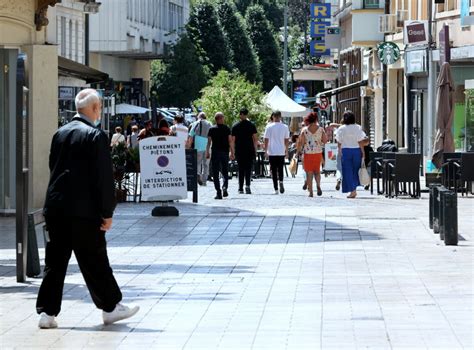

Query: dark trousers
left=36, top=216, right=122, bottom=316
left=237, top=155, right=253, bottom=190
left=269, top=156, right=285, bottom=190
left=211, top=150, right=229, bottom=192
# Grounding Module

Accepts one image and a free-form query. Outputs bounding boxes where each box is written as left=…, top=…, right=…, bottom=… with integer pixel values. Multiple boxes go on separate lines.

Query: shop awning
left=58, top=56, right=108, bottom=83
left=292, top=68, right=338, bottom=81
left=316, top=80, right=368, bottom=98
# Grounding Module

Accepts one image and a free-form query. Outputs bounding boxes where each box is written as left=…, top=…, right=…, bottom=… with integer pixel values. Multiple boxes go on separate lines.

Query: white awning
left=109, top=103, right=150, bottom=114
left=263, top=86, right=310, bottom=117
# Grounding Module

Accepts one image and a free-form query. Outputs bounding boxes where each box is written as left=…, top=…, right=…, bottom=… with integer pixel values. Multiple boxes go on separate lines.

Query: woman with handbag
left=335, top=110, right=367, bottom=198
left=298, top=112, right=327, bottom=197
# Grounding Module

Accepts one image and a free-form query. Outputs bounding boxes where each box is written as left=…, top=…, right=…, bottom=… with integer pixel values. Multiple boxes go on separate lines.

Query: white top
left=170, top=123, right=189, bottom=143
left=111, top=133, right=125, bottom=147
left=302, top=126, right=324, bottom=154
left=335, top=124, right=366, bottom=149
left=264, top=122, right=290, bottom=156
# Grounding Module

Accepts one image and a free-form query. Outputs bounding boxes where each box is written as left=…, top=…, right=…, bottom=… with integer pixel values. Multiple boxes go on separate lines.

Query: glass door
left=411, top=91, right=423, bottom=155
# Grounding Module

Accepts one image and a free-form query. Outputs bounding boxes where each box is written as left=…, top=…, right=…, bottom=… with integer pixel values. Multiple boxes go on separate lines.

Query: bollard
left=438, top=187, right=451, bottom=241
left=429, top=183, right=442, bottom=230
left=432, top=185, right=443, bottom=234
left=442, top=191, right=458, bottom=246
left=26, top=214, right=41, bottom=277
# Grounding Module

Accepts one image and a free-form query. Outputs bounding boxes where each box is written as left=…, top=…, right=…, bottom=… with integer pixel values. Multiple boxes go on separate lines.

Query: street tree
left=151, top=34, right=209, bottom=108
left=216, top=0, right=261, bottom=83
left=234, top=0, right=284, bottom=31
left=245, top=4, right=281, bottom=92
left=195, top=70, right=269, bottom=132
left=187, top=0, right=234, bottom=74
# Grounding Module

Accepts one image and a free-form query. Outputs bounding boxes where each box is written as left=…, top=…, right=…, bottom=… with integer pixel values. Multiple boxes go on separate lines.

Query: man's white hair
left=75, top=88, right=101, bottom=110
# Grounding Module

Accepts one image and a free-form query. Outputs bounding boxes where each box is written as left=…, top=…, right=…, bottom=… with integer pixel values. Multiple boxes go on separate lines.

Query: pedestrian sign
left=139, top=136, right=188, bottom=201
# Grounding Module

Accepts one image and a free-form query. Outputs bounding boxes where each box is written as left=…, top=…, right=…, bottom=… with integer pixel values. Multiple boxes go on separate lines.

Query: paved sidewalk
left=0, top=174, right=473, bottom=349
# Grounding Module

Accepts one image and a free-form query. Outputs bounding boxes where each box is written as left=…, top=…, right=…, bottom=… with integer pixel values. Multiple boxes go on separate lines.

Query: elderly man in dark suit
left=36, top=88, right=139, bottom=329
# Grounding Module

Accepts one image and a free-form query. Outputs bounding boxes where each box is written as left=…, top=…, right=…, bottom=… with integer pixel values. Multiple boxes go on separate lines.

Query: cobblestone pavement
left=1, top=174, right=473, bottom=349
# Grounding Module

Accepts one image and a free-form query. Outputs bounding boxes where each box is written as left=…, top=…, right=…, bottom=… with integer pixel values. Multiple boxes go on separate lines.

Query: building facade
left=0, top=0, right=59, bottom=211
left=88, top=0, right=190, bottom=106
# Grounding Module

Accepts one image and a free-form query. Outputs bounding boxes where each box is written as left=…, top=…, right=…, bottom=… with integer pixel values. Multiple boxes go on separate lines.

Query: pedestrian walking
left=110, top=126, right=126, bottom=147
left=156, top=119, right=170, bottom=136
left=36, top=89, right=139, bottom=329
left=138, top=119, right=155, bottom=140
left=206, top=112, right=235, bottom=199
left=335, top=110, right=367, bottom=198
left=170, top=114, right=189, bottom=145
left=232, top=108, right=258, bottom=194
left=330, top=119, right=344, bottom=191
left=188, top=112, right=212, bottom=186
left=264, top=111, right=290, bottom=194
left=127, top=125, right=139, bottom=149
left=298, top=112, right=328, bottom=197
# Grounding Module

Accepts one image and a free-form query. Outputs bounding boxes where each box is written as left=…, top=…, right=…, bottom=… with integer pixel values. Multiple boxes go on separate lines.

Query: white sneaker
left=38, top=312, right=58, bottom=329
left=103, top=303, right=139, bottom=325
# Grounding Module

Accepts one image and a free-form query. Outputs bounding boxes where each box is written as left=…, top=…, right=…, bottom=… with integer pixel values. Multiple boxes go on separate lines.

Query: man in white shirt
left=187, top=112, right=212, bottom=185
left=264, top=111, right=290, bottom=194
left=170, top=114, right=189, bottom=144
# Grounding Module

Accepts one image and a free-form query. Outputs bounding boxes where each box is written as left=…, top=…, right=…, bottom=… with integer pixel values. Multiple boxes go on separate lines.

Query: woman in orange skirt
left=298, top=112, right=328, bottom=197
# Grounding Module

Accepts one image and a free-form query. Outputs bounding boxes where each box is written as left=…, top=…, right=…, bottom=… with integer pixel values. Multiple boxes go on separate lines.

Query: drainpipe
left=85, top=13, right=89, bottom=66
left=382, top=0, right=390, bottom=140
left=426, top=0, right=436, bottom=163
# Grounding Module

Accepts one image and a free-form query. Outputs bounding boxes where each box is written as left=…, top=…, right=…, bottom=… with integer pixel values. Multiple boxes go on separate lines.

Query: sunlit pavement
left=1, top=173, right=473, bottom=349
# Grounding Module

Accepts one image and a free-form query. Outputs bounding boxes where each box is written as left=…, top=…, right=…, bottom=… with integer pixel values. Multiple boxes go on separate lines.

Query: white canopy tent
left=106, top=103, right=150, bottom=115
left=263, top=86, right=310, bottom=117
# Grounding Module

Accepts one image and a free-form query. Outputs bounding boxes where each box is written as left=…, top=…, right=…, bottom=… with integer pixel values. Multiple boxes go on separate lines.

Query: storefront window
left=465, top=88, right=474, bottom=151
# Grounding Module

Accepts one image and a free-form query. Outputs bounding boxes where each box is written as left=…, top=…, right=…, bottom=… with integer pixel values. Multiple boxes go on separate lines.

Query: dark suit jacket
left=43, top=115, right=116, bottom=220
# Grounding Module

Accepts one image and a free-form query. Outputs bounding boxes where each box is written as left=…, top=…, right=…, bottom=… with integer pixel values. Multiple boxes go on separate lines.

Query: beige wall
left=22, top=45, right=58, bottom=209
left=90, top=53, right=151, bottom=82
left=0, top=0, right=45, bottom=46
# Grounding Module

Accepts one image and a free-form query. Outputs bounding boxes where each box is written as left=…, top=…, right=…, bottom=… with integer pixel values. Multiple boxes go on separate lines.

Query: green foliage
left=235, top=0, right=284, bottom=30
left=195, top=70, right=270, bottom=132
left=246, top=4, right=281, bottom=92
left=216, top=0, right=261, bottom=83
left=151, top=34, right=209, bottom=108
left=188, top=1, right=234, bottom=74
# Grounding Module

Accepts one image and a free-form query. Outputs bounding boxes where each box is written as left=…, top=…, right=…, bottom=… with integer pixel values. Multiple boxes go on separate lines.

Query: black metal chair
left=376, top=152, right=396, bottom=195
left=440, top=152, right=461, bottom=190
left=387, top=153, right=422, bottom=198
left=369, top=151, right=383, bottom=195
left=452, top=153, right=474, bottom=196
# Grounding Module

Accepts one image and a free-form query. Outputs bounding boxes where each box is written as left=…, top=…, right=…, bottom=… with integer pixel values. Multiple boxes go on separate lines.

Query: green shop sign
left=377, top=42, right=401, bottom=65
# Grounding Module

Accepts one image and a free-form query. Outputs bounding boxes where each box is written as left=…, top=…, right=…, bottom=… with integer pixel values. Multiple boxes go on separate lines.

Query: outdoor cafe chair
left=368, top=151, right=383, bottom=195
left=440, top=152, right=462, bottom=190
left=387, top=153, right=421, bottom=198
left=375, top=152, right=396, bottom=195
left=451, top=152, right=474, bottom=196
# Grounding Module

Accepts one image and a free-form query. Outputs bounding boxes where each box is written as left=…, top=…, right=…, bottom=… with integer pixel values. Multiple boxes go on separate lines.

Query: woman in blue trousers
left=335, top=111, right=366, bottom=198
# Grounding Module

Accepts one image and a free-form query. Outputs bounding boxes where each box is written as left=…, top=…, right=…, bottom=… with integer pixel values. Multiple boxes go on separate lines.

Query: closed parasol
left=432, top=62, right=455, bottom=168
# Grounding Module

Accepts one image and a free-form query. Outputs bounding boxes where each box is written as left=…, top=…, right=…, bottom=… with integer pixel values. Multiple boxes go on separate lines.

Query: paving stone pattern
left=0, top=175, right=473, bottom=349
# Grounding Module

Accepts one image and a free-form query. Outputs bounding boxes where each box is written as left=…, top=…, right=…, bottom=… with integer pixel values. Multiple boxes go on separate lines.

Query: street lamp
left=283, top=0, right=289, bottom=95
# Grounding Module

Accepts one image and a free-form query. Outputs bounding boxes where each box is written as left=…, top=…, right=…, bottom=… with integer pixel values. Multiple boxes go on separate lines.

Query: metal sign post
left=15, top=53, right=29, bottom=283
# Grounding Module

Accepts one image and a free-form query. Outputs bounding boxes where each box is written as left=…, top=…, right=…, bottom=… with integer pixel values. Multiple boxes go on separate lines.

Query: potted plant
left=127, top=146, right=140, bottom=173
left=111, top=142, right=129, bottom=202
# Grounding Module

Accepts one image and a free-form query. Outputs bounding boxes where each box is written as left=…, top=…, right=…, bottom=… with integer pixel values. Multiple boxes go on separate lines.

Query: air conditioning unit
left=396, top=10, right=409, bottom=28
left=379, top=15, right=398, bottom=34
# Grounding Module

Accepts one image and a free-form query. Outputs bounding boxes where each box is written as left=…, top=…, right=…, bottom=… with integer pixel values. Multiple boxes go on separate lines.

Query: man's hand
left=230, top=152, right=235, bottom=161
left=101, top=218, right=113, bottom=231
left=285, top=150, right=289, bottom=159
left=206, top=150, right=210, bottom=159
